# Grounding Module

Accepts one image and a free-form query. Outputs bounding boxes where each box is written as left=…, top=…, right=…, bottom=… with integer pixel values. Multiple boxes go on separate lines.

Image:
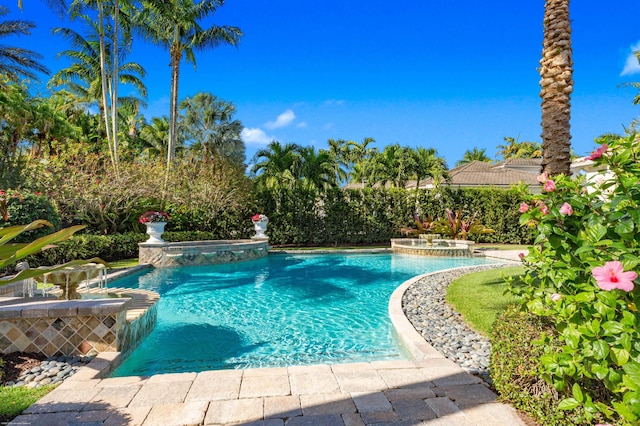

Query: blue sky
left=7, top=0, right=640, bottom=168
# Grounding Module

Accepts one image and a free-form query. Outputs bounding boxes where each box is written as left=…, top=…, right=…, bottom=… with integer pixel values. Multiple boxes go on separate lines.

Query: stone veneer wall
left=390, top=239, right=475, bottom=257
left=139, top=239, right=269, bottom=267
left=0, top=299, right=130, bottom=356
left=0, top=281, right=26, bottom=297
left=116, top=301, right=157, bottom=355
left=0, top=286, right=159, bottom=357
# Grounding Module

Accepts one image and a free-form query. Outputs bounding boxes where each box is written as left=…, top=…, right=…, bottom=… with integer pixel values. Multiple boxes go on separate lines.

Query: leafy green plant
left=400, top=213, right=436, bottom=236
left=0, top=220, right=102, bottom=285
left=432, top=208, right=495, bottom=240
left=491, top=305, right=584, bottom=425
left=511, top=134, right=640, bottom=424
left=0, top=189, right=60, bottom=242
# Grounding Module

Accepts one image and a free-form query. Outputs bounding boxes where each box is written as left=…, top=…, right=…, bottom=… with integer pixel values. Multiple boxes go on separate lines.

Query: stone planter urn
left=145, top=222, right=167, bottom=244
left=251, top=216, right=268, bottom=240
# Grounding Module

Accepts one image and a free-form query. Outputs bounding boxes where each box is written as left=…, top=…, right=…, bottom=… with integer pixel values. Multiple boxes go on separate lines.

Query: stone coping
left=0, top=266, right=158, bottom=322
left=0, top=298, right=132, bottom=320
left=139, top=239, right=265, bottom=249
left=270, top=248, right=391, bottom=254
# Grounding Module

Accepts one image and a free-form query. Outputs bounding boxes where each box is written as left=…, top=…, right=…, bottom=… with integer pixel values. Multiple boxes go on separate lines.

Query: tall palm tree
left=48, top=20, right=147, bottom=156
left=412, top=147, right=448, bottom=190
left=455, top=147, right=492, bottom=167
left=139, top=116, right=172, bottom=158
left=0, top=6, right=49, bottom=83
left=326, top=138, right=349, bottom=185
left=299, top=147, right=337, bottom=192
left=136, top=0, right=242, bottom=166
left=496, top=136, right=543, bottom=160
left=540, top=0, right=573, bottom=176
left=250, top=141, right=303, bottom=191
left=345, top=137, right=375, bottom=186
left=367, top=144, right=416, bottom=188
left=179, top=92, right=245, bottom=166
left=15, top=0, right=66, bottom=16
left=69, top=0, right=114, bottom=164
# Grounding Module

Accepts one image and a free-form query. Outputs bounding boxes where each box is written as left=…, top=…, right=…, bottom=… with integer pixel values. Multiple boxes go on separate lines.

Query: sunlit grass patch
left=446, top=266, right=525, bottom=335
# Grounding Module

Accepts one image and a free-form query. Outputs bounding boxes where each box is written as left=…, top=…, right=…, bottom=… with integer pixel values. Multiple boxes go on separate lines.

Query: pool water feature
left=110, top=253, right=497, bottom=376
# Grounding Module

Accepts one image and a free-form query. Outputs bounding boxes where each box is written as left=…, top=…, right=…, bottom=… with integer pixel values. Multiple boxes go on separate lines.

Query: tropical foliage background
left=3, top=1, right=640, bottom=423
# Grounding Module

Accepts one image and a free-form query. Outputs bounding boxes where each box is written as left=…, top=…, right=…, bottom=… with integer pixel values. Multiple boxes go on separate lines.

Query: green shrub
left=0, top=190, right=60, bottom=242
left=21, top=231, right=238, bottom=266
left=491, top=305, right=616, bottom=425
left=23, top=233, right=146, bottom=266
left=492, top=305, right=571, bottom=425
left=254, top=185, right=534, bottom=246
left=508, top=135, right=640, bottom=424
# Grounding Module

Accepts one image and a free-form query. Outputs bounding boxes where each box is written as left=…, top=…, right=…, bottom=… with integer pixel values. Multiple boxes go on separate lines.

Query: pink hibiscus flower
left=559, top=202, right=573, bottom=216
left=587, top=144, right=608, bottom=161
left=592, top=261, right=637, bottom=292
left=519, top=202, right=529, bottom=213
left=539, top=203, right=549, bottom=215
left=543, top=179, right=556, bottom=192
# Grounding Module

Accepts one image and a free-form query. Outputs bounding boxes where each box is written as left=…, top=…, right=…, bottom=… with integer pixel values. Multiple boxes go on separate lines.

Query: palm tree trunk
left=540, top=0, right=573, bottom=176
left=168, top=43, right=180, bottom=165
left=111, top=0, right=120, bottom=173
left=97, top=0, right=114, bottom=169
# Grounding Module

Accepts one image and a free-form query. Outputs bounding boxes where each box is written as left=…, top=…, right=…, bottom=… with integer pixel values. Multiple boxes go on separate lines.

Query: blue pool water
left=110, top=253, right=496, bottom=376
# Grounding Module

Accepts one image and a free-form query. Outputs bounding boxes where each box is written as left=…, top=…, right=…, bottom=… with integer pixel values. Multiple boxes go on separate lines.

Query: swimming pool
left=110, top=253, right=497, bottom=376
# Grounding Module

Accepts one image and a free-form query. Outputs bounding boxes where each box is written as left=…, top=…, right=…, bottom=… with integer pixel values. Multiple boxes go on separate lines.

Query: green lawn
left=0, top=385, right=55, bottom=423
left=108, top=258, right=139, bottom=269
left=446, top=266, right=525, bottom=336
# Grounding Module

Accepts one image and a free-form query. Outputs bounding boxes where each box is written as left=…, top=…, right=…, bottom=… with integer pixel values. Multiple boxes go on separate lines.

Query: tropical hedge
left=5, top=184, right=535, bottom=267
left=255, top=186, right=534, bottom=246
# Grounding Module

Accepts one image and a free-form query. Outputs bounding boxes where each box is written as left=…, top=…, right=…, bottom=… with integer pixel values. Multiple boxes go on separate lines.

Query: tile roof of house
left=405, top=160, right=541, bottom=189
left=497, top=158, right=543, bottom=167
left=345, top=159, right=543, bottom=190
left=445, top=161, right=540, bottom=187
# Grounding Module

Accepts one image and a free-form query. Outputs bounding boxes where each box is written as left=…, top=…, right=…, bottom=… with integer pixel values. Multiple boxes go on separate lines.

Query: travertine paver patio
left=11, top=257, right=528, bottom=425
left=11, top=358, right=526, bottom=425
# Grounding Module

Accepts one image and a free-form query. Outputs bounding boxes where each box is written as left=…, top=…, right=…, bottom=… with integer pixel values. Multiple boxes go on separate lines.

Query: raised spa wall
left=390, top=238, right=475, bottom=257
left=0, top=269, right=158, bottom=358
left=139, top=238, right=270, bottom=267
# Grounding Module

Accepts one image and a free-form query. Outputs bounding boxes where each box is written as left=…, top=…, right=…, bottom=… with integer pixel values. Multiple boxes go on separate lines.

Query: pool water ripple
left=110, top=253, right=496, bottom=376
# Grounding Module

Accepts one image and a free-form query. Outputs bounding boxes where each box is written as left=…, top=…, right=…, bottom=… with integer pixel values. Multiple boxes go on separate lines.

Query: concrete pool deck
left=11, top=254, right=528, bottom=425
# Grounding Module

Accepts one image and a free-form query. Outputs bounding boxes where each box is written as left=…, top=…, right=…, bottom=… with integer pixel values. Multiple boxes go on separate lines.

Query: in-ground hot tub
left=390, top=238, right=475, bottom=257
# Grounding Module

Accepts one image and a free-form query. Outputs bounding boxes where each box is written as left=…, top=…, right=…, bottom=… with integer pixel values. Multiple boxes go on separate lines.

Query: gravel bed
left=402, top=263, right=514, bottom=384
left=4, top=354, right=95, bottom=388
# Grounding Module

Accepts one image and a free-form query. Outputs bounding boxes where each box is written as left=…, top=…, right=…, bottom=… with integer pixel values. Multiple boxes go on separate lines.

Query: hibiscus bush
left=509, top=134, right=640, bottom=424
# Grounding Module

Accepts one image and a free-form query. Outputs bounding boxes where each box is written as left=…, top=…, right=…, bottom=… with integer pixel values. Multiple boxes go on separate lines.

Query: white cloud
left=265, top=109, right=296, bottom=129
left=296, top=121, right=308, bottom=128
left=621, top=42, right=640, bottom=76
left=241, top=128, right=272, bottom=145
